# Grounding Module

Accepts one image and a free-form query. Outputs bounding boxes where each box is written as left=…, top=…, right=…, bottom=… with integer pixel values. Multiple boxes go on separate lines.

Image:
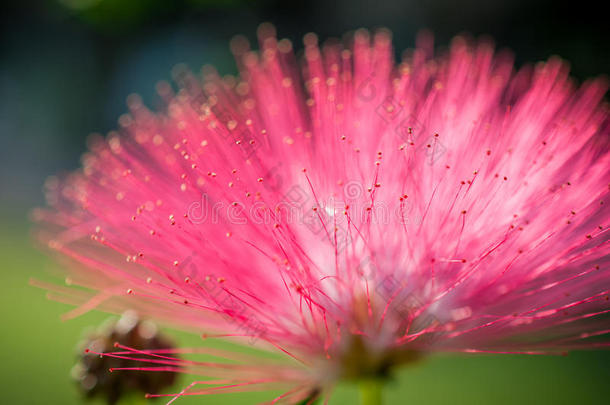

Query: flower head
left=34, top=25, right=609, bottom=403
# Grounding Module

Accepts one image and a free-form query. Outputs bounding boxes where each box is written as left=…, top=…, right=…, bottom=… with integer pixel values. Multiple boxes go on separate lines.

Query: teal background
left=1, top=0, right=608, bottom=403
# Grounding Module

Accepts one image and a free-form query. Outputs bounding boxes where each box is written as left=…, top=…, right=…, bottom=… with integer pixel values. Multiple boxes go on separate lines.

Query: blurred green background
left=1, top=0, right=608, bottom=404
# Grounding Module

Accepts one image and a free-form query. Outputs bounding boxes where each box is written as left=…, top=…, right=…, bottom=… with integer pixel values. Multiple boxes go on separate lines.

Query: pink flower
left=34, top=25, right=609, bottom=404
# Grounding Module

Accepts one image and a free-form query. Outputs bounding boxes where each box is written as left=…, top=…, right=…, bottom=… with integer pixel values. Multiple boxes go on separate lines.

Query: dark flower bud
left=71, top=311, right=177, bottom=404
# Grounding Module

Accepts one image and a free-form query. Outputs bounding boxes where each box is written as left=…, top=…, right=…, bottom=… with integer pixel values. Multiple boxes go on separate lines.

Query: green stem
left=359, top=379, right=384, bottom=405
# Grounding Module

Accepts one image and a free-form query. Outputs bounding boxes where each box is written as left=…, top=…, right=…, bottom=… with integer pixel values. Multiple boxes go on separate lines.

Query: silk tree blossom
left=34, top=24, right=609, bottom=404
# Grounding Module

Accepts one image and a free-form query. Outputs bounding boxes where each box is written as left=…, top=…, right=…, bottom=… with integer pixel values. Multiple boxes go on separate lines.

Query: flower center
left=338, top=335, right=421, bottom=380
